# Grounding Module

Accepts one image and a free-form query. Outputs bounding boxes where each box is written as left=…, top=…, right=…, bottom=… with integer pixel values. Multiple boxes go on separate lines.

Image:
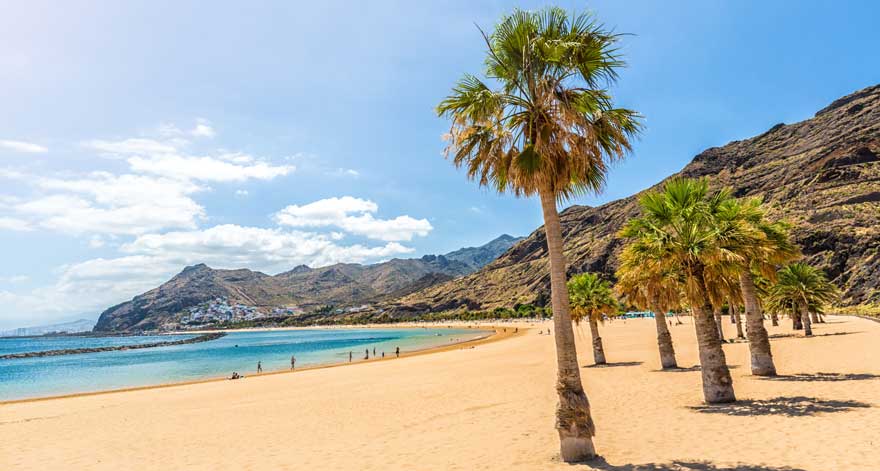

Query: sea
left=0, top=327, right=486, bottom=401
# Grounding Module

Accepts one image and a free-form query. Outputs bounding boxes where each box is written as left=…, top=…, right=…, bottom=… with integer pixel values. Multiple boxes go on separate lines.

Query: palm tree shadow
left=655, top=365, right=740, bottom=373
left=688, top=396, right=871, bottom=417
left=584, top=361, right=643, bottom=368
left=578, top=457, right=808, bottom=470
left=759, top=372, right=880, bottom=382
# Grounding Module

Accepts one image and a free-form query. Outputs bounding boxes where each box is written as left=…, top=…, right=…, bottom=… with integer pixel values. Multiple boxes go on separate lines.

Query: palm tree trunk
left=770, top=312, right=779, bottom=327
left=800, top=302, right=813, bottom=337
left=588, top=315, right=606, bottom=365
left=713, top=308, right=725, bottom=342
left=729, top=308, right=736, bottom=324
left=739, top=272, right=776, bottom=376
left=734, top=306, right=745, bottom=338
left=539, top=190, right=595, bottom=462
left=651, top=302, right=677, bottom=369
left=792, top=309, right=803, bottom=330
left=810, top=311, right=819, bottom=324
left=690, top=264, right=736, bottom=403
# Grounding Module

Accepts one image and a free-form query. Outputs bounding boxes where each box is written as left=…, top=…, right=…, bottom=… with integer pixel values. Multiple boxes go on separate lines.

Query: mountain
left=1, top=318, right=95, bottom=337
left=444, top=234, right=524, bottom=270
left=389, top=84, right=880, bottom=315
left=93, top=234, right=521, bottom=332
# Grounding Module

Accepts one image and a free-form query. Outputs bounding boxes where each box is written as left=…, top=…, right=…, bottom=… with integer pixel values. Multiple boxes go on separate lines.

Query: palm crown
left=436, top=7, right=642, bottom=199
left=567, top=272, right=617, bottom=324
left=766, top=263, right=839, bottom=314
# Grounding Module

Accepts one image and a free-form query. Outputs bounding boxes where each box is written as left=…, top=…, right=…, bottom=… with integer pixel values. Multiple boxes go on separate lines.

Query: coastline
left=0, top=323, right=522, bottom=405
left=4, top=316, right=878, bottom=470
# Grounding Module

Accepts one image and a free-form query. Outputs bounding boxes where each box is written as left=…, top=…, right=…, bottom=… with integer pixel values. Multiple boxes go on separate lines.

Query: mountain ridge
left=386, top=83, right=880, bottom=315
left=93, top=234, right=522, bottom=331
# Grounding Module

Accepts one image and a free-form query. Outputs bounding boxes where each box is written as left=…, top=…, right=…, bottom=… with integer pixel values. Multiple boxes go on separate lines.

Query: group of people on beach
left=234, top=346, right=402, bottom=379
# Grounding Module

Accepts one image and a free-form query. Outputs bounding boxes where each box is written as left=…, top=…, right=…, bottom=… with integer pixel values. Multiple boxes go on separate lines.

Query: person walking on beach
left=373, top=347, right=376, bottom=357
left=364, top=348, right=369, bottom=360
left=290, top=355, right=296, bottom=370
left=349, top=351, right=353, bottom=362
left=395, top=346, right=400, bottom=358
left=257, top=361, right=262, bottom=373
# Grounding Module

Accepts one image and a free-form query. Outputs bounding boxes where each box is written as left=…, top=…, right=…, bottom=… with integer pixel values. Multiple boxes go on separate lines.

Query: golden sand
left=2, top=316, right=878, bottom=470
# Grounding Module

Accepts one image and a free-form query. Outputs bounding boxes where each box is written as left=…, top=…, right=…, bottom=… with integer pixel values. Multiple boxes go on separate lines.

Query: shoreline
left=0, top=324, right=523, bottom=406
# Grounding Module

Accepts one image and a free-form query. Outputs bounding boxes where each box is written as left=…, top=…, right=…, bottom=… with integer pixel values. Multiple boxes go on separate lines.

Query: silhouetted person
left=257, top=361, right=262, bottom=373
left=364, top=348, right=369, bottom=360
left=395, top=346, right=400, bottom=358
left=382, top=351, right=385, bottom=358
left=291, top=355, right=296, bottom=370
left=349, top=351, right=353, bottom=362
left=373, top=347, right=376, bottom=356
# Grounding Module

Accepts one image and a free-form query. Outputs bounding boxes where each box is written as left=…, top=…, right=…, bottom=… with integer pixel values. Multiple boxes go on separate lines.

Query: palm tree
left=620, top=178, right=739, bottom=403
left=568, top=273, right=617, bottom=365
left=767, top=263, right=839, bottom=337
left=436, top=7, right=642, bottom=462
left=616, top=245, right=680, bottom=369
left=722, top=197, right=799, bottom=376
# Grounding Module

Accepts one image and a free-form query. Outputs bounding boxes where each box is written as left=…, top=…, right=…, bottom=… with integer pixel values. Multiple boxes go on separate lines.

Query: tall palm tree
left=723, top=197, right=799, bottom=376
left=616, top=245, right=680, bottom=369
left=436, top=7, right=642, bottom=462
left=568, top=272, right=617, bottom=365
left=767, top=263, right=839, bottom=337
left=620, top=178, right=741, bottom=403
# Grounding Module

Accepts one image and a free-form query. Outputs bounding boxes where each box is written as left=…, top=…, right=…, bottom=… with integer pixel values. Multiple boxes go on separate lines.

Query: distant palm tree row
left=436, top=6, right=838, bottom=463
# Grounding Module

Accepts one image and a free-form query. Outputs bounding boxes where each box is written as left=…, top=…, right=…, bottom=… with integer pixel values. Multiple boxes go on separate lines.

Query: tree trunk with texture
left=714, top=308, right=725, bottom=342
left=539, top=191, right=595, bottom=462
left=739, top=271, right=776, bottom=376
left=689, top=264, right=736, bottom=403
left=793, top=309, right=803, bottom=330
left=810, top=311, right=819, bottom=324
left=588, top=315, right=606, bottom=365
left=800, top=302, right=813, bottom=337
left=733, top=304, right=745, bottom=339
left=770, top=312, right=779, bottom=327
left=651, top=302, right=677, bottom=369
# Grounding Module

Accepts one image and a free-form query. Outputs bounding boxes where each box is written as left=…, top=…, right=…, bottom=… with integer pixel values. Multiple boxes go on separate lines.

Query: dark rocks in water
left=0, top=332, right=226, bottom=360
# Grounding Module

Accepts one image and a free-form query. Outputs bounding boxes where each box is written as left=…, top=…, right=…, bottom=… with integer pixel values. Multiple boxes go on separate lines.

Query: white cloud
left=235, top=189, right=249, bottom=197
left=0, top=216, right=33, bottom=231
left=128, top=153, right=293, bottom=182
left=2, top=171, right=206, bottom=235
left=190, top=118, right=216, bottom=138
left=88, top=235, right=106, bottom=248
left=0, top=139, right=48, bottom=154
left=84, top=138, right=178, bottom=155
left=274, top=196, right=432, bottom=242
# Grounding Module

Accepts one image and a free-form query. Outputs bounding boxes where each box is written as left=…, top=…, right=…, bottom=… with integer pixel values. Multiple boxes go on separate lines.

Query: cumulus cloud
left=6, top=172, right=206, bottom=235
left=84, top=138, right=178, bottom=155
left=0, top=275, right=29, bottom=283
left=190, top=118, right=216, bottom=138
left=0, top=139, right=48, bottom=154
left=274, top=196, right=432, bottom=241
left=128, top=153, right=293, bottom=182
left=0, top=216, right=33, bottom=231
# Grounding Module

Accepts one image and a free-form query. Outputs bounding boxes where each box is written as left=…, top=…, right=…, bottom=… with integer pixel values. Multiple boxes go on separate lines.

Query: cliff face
left=93, top=235, right=521, bottom=332
left=391, top=84, right=880, bottom=313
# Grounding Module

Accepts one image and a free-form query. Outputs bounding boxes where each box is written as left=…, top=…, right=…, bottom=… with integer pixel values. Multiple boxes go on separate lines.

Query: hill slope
left=93, top=235, right=521, bottom=332
left=390, top=84, right=880, bottom=314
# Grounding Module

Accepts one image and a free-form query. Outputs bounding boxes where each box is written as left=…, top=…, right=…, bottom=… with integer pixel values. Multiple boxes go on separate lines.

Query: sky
left=1, top=0, right=878, bottom=329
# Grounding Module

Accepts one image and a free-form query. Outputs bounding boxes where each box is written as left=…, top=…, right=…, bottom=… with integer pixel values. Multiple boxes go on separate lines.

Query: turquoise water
left=0, top=328, right=485, bottom=401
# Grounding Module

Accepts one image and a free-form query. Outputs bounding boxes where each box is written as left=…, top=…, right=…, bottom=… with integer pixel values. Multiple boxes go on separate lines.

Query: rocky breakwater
left=0, top=332, right=226, bottom=360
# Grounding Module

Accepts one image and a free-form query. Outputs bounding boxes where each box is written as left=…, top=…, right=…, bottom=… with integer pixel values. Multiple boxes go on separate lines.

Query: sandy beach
left=2, top=315, right=878, bottom=470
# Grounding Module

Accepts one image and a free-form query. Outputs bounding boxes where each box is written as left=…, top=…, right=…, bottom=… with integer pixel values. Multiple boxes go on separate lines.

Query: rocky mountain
left=444, top=234, right=524, bottom=270
left=389, top=84, right=880, bottom=315
left=93, top=234, right=521, bottom=332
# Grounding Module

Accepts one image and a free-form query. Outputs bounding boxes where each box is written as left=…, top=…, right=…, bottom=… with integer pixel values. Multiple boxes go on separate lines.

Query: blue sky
left=1, top=0, right=878, bottom=328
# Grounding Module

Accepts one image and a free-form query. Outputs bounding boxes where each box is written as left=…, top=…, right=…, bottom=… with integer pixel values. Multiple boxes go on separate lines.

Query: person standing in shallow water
left=257, top=361, right=262, bottom=373
left=364, top=349, right=369, bottom=360
left=349, top=351, right=352, bottom=362
left=395, top=346, right=400, bottom=358
left=290, top=355, right=296, bottom=370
